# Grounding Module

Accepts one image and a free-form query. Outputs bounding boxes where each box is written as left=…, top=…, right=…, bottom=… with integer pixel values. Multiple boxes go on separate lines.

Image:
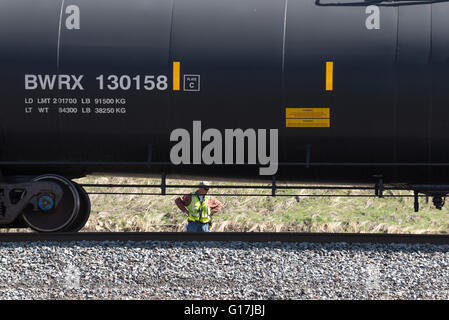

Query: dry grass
left=73, top=175, right=449, bottom=234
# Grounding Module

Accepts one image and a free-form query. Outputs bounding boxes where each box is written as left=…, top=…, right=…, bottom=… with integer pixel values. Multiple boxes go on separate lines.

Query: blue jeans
left=186, top=220, right=210, bottom=232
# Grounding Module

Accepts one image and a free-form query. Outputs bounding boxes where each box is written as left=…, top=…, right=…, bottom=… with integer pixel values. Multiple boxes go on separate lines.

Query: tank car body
left=1, top=0, right=449, bottom=231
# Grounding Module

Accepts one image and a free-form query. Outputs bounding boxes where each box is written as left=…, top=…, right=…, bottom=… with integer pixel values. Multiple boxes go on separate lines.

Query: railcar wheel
left=60, top=182, right=91, bottom=232
left=22, top=174, right=80, bottom=232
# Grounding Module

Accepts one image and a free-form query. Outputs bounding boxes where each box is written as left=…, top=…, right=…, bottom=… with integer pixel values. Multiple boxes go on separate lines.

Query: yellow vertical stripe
left=173, top=61, right=180, bottom=91
left=326, top=61, right=333, bottom=91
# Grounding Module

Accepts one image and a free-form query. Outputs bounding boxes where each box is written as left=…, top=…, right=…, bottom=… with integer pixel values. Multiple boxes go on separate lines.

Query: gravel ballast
left=0, top=240, right=449, bottom=300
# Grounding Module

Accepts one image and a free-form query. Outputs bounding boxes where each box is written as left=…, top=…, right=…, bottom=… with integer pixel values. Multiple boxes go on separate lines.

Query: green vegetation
left=72, top=176, right=449, bottom=233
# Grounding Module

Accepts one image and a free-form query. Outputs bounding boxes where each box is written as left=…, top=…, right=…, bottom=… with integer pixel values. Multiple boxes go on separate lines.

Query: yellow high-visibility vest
left=188, top=193, right=211, bottom=223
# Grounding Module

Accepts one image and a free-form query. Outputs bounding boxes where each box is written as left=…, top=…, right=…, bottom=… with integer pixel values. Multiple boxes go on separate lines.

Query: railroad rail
left=1, top=232, right=449, bottom=245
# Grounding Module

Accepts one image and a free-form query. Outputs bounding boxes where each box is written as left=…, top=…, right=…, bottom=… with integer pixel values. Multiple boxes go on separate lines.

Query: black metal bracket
left=410, top=186, right=449, bottom=211
left=414, top=190, right=419, bottom=212
left=374, top=177, right=384, bottom=198
left=161, top=172, right=166, bottom=195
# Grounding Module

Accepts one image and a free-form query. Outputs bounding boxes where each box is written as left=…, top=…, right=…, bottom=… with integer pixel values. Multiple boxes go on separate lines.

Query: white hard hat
left=198, top=181, right=210, bottom=189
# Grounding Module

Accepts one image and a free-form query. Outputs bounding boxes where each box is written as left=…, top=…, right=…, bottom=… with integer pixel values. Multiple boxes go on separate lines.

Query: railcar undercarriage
left=1, top=170, right=448, bottom=232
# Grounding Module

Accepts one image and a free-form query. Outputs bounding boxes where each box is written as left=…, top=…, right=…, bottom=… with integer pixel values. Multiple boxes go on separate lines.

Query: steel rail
left=1, top=232, right=449, bottom=245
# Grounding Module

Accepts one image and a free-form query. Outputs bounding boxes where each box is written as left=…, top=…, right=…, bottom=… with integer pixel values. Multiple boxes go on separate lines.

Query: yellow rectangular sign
left=286, top=108, right=330, bottom=119
left=286, top=118, right=330, bottom=128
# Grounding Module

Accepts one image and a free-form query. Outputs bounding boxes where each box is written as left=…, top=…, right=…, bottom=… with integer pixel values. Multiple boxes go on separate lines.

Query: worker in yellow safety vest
left=175, top=181, right=223, bottom=232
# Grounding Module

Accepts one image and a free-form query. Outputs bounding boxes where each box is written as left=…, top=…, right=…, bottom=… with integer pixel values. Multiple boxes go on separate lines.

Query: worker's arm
left=208, top=197, right=223, bottom=215
left=175, top=194, right=191, bottom=215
